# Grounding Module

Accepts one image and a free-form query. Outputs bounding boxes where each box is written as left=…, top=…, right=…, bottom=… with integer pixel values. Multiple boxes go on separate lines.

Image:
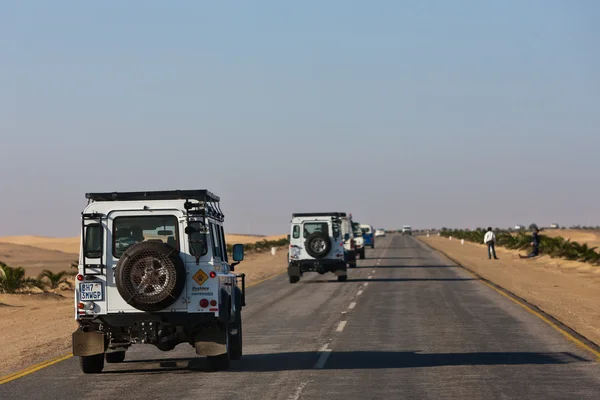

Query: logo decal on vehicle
left=192, top=269, right=208, bottom=286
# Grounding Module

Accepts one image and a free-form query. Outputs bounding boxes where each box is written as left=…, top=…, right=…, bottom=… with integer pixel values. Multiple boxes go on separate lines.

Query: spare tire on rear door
left=115, top=241, right=186, bottom=312
left=304, top=232, right=332, bottom=259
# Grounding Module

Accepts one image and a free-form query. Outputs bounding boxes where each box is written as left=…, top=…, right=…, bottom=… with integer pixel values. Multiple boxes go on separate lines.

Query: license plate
left=79, top=282, right=103, bottom=301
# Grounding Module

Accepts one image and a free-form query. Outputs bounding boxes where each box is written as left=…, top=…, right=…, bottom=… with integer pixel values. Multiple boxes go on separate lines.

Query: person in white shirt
left=483, top=227, right=498, bottom=260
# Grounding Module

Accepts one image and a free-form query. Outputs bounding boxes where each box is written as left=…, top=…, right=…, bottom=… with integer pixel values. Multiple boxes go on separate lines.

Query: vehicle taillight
left=76, top=274, right=84, bottom=281
left=78, top=302, right=85, bottom=309
left=210, top=300, right=217, bottom=307
left=209, top=271, right=216, bottom=278
left=200, top=299, right=209, bottom=308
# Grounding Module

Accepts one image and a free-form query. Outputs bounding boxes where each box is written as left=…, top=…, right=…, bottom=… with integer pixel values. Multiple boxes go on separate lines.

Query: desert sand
left=420, top=235, right=600, bottom=348
left=539, top=229, right=600, bottom=248
left=0, top=243, right=289, bottom=377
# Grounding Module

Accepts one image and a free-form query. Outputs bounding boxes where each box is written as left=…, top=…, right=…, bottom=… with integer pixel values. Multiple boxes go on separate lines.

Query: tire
left=349, top=262, right=357, bottom=269
left=105, top=351, right=126, bottom=363
left=207, top=325, right=230, bottom=371
left=80, top=354, right=104, bottom=374
left=359, top=249, right=365, bottom=260
left=229, top=293, right=243, bottom=361
left=337, top=275, right=348, bottom=282
left=304, top=232, right=332, bottom=259
left=289, top=276, right=300, bottom=284
left=115, top=241, right=186, bottom=312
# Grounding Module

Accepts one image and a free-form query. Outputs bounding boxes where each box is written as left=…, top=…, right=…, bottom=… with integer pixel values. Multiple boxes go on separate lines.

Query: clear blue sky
left=1, top=1, right=599, bottom=236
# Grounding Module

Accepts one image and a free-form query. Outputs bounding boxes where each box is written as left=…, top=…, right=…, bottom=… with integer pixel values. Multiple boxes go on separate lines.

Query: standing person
left=519, top=227, right=540, bottom=258
left=483, top=227, right=498, bottom=259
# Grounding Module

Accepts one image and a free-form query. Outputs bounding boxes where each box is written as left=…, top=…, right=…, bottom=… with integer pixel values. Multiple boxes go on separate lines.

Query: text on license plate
left=79, top=282, right=103, bottom=301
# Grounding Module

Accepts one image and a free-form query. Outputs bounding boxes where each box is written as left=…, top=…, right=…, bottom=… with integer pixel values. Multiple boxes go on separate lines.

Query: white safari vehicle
left=72, top=190, right=246, bottom=374
left=287, top=212, right=348, bottom=283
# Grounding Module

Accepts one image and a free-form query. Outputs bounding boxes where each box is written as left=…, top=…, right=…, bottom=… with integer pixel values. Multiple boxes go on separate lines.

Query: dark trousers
left=487, top=242, right=497, bottom=259
left=525, top=246, right=539, bottom=258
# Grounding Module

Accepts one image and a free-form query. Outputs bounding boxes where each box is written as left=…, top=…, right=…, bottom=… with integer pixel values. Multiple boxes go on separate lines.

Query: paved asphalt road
left=2, top=235, right=599, bottom=399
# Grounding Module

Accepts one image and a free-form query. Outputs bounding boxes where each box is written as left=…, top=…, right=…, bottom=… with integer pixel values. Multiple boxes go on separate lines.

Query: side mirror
left=287, top=234, right=291, bottom=241
left=232, top=244, right=244, bottom=262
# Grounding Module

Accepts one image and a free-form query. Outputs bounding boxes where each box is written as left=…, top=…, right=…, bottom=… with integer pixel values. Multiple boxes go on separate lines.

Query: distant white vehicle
left=402, top=225, right=412, bottom=236
left=374, top=229, right=386, bottom=237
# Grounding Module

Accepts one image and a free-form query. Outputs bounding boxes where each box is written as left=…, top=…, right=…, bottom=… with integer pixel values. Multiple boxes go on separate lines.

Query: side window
left=188, top=221, right=208, bottom=257
left=84, top=224, right=103, bottom=259
left=210, top=223, right=222, bottom=260
left=292, top=225, right=300, bottom=239
left=218, top=225, right=228, bottom=263
left=332, top=223, right=340, bottom=239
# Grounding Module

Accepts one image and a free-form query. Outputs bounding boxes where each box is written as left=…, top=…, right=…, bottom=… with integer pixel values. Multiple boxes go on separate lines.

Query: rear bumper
left=288, top=259, right=347, bottom=275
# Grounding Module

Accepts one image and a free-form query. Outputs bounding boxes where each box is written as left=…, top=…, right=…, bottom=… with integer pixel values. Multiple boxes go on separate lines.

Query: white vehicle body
left=340, top=214, right=357, bottom=268
left=72, top=190, right=246, bottom=374
left=287, top=213, right=347, bottom=283
left=402, top=225, right=412, bottom=235
left=375, top=229, right=386, bottom=237
left=352, top=221, right=366, bottom=259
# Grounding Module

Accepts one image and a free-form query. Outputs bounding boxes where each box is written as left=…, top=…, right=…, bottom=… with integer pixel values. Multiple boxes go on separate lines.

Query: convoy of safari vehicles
left=72, top=188, right=382, bottom=373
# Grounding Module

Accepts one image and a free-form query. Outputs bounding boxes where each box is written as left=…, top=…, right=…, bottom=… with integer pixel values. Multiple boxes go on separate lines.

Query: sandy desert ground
left=420, top=234, right=600, bottom=348
left=0, top=235, right=289, bottom=377
left=539, top=229, right=600, bottom=248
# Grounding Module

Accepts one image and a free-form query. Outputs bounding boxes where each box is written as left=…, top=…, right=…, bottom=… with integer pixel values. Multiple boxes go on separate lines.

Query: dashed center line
left=289, top=381, right=309, bottom=400
left=357, top=289, right=364, bottom=296
left=371, top=269, right=376, bottom=273
left=348, top=302, right=357, bottom=309
left=314, top=344, right=332, bottom=369
left=363, top=282, right=369, bottom=287
left=336, top=321, right=347, bottom=332
left=367, top=275, right=372, bottom=279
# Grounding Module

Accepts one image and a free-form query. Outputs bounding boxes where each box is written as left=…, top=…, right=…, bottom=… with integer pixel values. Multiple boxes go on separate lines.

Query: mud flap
left=288, top=264, right=301, bottom=277
left=72, top=330, right=105, bottom=356
left=194, top=325, right=227, bottom=356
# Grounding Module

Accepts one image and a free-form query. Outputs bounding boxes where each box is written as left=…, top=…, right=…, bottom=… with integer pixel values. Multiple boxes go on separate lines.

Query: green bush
left=0, top=261, right=42, bottom=293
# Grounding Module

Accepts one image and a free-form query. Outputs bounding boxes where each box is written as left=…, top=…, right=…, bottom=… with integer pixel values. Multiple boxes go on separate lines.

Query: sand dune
left=0, top=243, right=77, bottom=277
left=0, top=236, right=80, bottom=255
left=540, top=229, right=600, bottom=248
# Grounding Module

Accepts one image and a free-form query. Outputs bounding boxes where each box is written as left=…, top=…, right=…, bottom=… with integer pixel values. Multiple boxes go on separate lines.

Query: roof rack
left=292, top=212, right=347, bottom=218
left=86, top=190, right=220, bottom=203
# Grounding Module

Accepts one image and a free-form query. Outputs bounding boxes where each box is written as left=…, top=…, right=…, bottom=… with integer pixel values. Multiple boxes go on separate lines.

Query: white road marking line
left=314, top=344, right=333, bottom=369
left=336, top=321, right=347, bottom=332
left=368, top=275, right=372, bottom=279
left=289, top=381, right=309, bottom=400
left=363, top=282, right=369, bottom=287
left=319, top=344, right=330, bottom=352
left=348, top=302, right=356, bottom=309
left=372, top=269, right=376, bottom=273
left=357, top=289, right=364, bottom=296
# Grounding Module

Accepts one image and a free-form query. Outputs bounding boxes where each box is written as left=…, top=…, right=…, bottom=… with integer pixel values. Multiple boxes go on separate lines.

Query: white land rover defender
left=287, top=212, right=348, bottom=283
left=72, top=190, right=247, bottom=374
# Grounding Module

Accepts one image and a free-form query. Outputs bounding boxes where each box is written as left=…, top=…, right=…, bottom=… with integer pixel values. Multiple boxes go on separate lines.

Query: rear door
left=106, top=210, right=187, bottom=313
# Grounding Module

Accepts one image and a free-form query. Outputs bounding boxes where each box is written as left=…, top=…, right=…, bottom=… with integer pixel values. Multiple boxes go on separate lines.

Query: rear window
left=303, top=222, right=329, bottom=238
left=113, top=215, right=179, bottom=258
left=361, top=226, right=372, bottom=234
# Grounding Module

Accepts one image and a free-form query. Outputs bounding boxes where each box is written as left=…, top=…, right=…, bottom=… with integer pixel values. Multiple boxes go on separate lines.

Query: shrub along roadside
left=439, top=228, right=600, bottom=266
left=226, top=237, right=289, bottom=255
left=0, top=261, right=76, bottom=294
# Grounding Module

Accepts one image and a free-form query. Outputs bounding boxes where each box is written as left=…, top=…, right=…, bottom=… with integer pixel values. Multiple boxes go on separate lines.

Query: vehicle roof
left=86, top=189, right=220, bottom=202
left=292, top=212, right=346, bottom=218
